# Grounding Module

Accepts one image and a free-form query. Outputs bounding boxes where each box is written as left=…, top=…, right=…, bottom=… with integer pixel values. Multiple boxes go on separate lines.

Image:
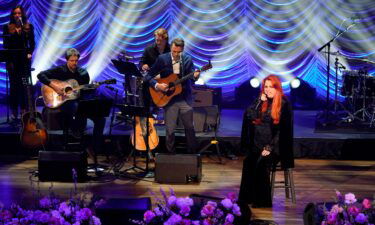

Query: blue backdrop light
left=0, top=0, right=374, bottom=105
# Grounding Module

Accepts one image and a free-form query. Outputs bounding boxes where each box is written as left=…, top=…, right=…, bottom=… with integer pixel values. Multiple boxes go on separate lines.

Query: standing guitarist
left=37, top=48, right=106, bottom=159
left=144, top=38, right=200, bottom=154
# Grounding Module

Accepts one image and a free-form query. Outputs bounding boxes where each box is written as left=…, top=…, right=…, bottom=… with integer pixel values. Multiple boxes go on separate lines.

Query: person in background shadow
left=139, top=28, right=170, bottom=120
left=239, top=74, right=294, bottom=208
left=3, top=5, right=35, bottom=124
left=140, top=28, right=170, bottom=72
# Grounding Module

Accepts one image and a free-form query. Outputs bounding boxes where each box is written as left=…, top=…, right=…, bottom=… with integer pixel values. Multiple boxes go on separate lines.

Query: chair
left=270, top=161, right=296, bottom=203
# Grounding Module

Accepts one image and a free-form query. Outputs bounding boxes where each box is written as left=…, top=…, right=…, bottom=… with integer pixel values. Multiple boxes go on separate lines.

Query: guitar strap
left=180, top=53, right=184, bottom=79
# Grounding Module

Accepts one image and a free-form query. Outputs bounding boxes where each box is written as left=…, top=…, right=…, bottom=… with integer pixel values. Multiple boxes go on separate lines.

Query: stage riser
left=1, top=132, right=375, bottom=160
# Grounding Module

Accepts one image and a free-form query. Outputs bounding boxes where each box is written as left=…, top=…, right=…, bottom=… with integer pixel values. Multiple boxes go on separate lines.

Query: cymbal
left=347, top=58, right=375, bottom=65
left=359, top=59, right=375, bottom=64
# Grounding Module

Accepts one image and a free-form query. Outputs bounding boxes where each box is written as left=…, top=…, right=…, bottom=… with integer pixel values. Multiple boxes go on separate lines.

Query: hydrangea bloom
left=0, top=192, right=103, bottom=225
left=345, top=193, right=357, bottom=204
left=321, top=191, right=375, bottom=225
left=134, top=189, right=242, bottom=225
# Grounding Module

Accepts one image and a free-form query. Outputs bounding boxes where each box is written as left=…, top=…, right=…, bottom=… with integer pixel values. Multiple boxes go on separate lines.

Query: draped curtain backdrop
left=1, top=0, right=374, bottom=105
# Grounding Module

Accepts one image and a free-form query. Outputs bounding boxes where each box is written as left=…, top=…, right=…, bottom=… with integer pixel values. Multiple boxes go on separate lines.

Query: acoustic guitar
left=20, top=78, right=48, bottom=149
left=149, top=61, right=212, bottom=107
left=41, top=79, right=116, bottom=108
left=130, top=116, right=159, bottom=151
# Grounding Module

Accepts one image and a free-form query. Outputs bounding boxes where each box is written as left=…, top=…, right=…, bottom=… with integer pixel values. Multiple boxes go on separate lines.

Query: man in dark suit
left=145, top=38, right=200, bottom=153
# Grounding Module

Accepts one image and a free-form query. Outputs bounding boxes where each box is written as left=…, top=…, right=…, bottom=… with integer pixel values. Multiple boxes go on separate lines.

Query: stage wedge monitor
left=155, top=153, right=202, bottom=184
left=38, top=150, right=87, bottom=182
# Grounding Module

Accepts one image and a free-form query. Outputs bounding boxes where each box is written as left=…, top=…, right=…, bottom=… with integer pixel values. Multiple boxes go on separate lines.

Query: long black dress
left=238, top=96, right=294, bottom=207
left=3, top=22, right=35, bottom=119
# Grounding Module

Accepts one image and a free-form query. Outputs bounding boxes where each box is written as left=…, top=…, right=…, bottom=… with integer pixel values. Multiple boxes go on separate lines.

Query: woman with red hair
left=238, top=75, right=294, bottom=208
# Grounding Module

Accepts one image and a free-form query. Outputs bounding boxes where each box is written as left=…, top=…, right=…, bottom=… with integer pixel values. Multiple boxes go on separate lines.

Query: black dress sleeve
left=2, top=25, right=9, bottom=49
left=240, top=98, right=260, bottom=153
left=26, top=23, right=35, bottom=55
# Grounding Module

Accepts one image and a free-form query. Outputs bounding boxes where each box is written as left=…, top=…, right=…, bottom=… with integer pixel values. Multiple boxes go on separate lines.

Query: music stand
left=112, top=59, right=143, bottom=105
left=111, top=59, right=142, bottom=77
left=120, top=104, right=154, bottom=177
left=76, top=98, right=113, bottom=173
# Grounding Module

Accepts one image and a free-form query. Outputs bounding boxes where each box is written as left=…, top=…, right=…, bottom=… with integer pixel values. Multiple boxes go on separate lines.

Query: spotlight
left=235, top=78, right=260, bottom=108
left=290, top=78, right=301, bottom=89
left=249, top=77, right=260, bottom=88
left=289, top=78, right=317, bottom=109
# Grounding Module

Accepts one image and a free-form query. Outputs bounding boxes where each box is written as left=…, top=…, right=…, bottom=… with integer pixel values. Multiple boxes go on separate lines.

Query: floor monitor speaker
left=155, top=153, right=202, bottom=183
left=38, top=150, right=87, bottom=182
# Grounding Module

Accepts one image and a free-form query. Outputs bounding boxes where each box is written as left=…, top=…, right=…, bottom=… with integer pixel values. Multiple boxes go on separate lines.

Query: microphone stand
left=317, top=22, right=356, bottom=125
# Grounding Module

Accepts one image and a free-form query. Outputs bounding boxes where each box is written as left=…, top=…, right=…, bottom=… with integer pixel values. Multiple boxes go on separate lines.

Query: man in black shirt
left=139, top=28, right=171, bottom=117
left=140, top=28, right=170, bottom=72
left=38, top=48, right=106, bottom=163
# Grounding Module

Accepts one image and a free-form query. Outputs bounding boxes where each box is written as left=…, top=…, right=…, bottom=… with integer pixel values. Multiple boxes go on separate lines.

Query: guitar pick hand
left=155, top=83, right=169, bottom=92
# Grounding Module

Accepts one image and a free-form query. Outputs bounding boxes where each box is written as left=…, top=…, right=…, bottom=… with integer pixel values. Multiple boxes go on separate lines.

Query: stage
left=1, top=104, right=375, bottom=224
left=1, top=104, right=375, bottom=159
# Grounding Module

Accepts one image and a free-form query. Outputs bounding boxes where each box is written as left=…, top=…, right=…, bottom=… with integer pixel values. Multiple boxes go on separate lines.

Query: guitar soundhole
left=64, top=86, right=73, bottom=94
left=166, top=82, right=175, bottom=96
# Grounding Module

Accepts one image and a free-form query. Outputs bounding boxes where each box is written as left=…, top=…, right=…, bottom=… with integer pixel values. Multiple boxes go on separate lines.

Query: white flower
left=344, top=193, right=357, bottom=204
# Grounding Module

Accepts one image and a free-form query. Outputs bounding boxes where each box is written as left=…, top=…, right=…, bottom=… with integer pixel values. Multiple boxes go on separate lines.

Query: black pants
left=60, top=100, right=106, bottom=153
left=164, top=97, right=197, bottom=153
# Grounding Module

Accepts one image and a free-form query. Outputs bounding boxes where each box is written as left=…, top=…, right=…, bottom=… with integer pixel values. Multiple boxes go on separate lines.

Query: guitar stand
left=119, top=105, right=154, bottom=179
left=198, top=105, right=224, bottom=164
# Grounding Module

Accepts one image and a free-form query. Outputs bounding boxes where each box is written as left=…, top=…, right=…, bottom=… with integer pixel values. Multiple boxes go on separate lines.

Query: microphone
left=254, top=96, right=262, bottom=110
left=18, top=16, right=23, bottom=26
left=122, top=55, right=134, bottom=60
left=335, top=61, right=346, bottom=70
left=119, top=51, right=134, bottom=60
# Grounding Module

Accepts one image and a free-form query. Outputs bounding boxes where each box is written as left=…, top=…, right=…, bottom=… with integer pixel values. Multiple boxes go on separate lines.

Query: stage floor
left=1, top=104, right=375, bottom=224
left=0, top=156, right=374, bottom=225
left=1, top=105, right=375, bottom=159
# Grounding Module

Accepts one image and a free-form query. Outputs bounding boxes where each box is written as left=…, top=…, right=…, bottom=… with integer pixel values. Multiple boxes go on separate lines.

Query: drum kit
left=332, top=52, right=375, bottom=127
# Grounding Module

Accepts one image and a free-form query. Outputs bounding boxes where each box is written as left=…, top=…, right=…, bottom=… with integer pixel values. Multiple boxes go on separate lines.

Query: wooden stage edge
left=0, top=156, right=374, bottom=225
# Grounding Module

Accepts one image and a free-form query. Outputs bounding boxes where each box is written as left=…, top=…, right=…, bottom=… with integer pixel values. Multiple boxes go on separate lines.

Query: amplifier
left=192, top=86, right=221, bottom=107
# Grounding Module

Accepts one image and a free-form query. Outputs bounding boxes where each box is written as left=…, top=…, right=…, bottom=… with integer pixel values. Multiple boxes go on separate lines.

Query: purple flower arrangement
left=0, top=191, right=104, bottom=225
left=133, top=188, right=241, bottom=225
left=321, top=190, right=375, bottom=225
left=0, top=169, right=104, bottom=225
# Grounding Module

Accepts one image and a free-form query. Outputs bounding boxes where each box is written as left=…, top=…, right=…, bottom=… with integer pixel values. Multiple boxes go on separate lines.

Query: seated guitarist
left=144, top=38, right=200, bottom=154
left=37, top=48, right=106, bottom=162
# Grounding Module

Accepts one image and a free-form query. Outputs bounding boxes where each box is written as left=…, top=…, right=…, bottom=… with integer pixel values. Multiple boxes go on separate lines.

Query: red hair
left=255, top=75, right=284, bottom=124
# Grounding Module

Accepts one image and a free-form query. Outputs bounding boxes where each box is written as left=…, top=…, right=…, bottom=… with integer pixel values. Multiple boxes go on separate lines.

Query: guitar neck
left=77, top=80, right=111, bottom=90
left=174, top=72, right=195, bottom=86
left=77, top=83, right=96, bottom=91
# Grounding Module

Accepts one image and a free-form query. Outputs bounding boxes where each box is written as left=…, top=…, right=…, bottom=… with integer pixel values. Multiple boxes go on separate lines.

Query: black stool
left=270, top=161, right=296, bottom=203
